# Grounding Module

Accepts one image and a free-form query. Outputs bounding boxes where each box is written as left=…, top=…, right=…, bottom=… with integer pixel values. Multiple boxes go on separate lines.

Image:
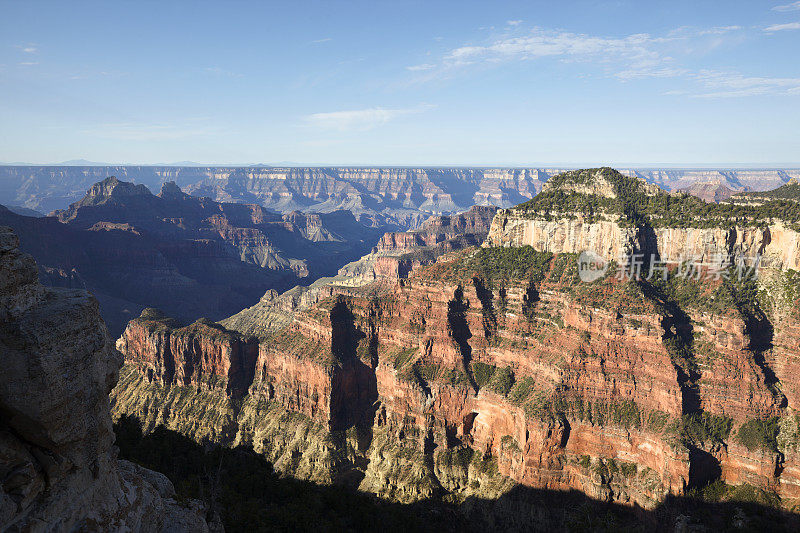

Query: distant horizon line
left=2, top=162, right=800, bottom=170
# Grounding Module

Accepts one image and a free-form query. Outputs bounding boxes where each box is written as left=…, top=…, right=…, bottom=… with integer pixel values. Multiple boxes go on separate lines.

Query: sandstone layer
left=486, top=212, right=800, bottom=270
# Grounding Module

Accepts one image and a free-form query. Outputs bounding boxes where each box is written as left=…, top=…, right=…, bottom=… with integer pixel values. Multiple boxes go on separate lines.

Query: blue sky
left=1, top=0, right=799, bottom=166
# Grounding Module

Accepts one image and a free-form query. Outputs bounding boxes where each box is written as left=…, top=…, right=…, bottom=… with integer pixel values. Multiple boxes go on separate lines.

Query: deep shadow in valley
left=114, top=417, right=799, bottom=533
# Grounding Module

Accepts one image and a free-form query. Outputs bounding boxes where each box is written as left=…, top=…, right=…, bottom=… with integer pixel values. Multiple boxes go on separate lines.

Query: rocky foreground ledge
left=0, top=226, right=217, bottom=531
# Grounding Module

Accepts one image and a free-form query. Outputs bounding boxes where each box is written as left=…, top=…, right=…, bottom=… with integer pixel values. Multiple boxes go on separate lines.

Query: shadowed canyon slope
left=111, top=169, right=800, bottom=525
left=0, top=177, right=385, bottom=336
left=0, top=226, right=215, bottom=531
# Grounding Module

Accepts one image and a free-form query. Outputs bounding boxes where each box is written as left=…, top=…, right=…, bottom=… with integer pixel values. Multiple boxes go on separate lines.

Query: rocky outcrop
left=220, top=206, right=499, bottom=340
left=117, top=310, right=259, bottom=397
left=376, top=206, right=498, bottom=253
left=677, top=181, right=741, bottom=203
left=486, top=168, right=800, bottom=269
left=0, top=226, right=215, bottom=531
left=485, top=215, right=637, bottom=260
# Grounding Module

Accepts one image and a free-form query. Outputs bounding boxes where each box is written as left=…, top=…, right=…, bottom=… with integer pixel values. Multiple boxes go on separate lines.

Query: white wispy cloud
left=764, top=21, right=800, bottom=31
left=691, top=70, right=800, bottom=98
left=616, top=65, right=688, bottom=80
left=437, top=28, right=672, bottom=82
left=436, top=25, right=744, bottom=72
left=310, top=38, right=332, bottom=44
left=405, top=24, right=797, bottom=98
left=407, top=21, right=742, bottom=81
left=406, top=63, right=435, bottom=71
left=697, top=25, right=742, bottom=35
left=304, top=105, right=433, bottom=131
left=773, top=1, right=800, bottom=12
left=81, top=122, right=216, bottom=141
left=19, top=61, right=38, bottom=66
left=665, top=25, right=740, bottom=37
left=204, top=66, right=243, bottom=78
left=22, top=46, right=37, bottom=53
left=506, top=20, right=523, bottom=26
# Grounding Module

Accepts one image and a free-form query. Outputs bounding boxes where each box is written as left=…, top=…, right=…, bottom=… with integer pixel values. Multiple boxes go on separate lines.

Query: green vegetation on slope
left=734, top=181, right=800, bottom=201
left=113, top=414, right=800, bottom=531
left=470, top=362, right=515, bottom=395
left=515, top=168, right=800, bottom=229
left=680, top=412, right=734, bottom=446
left=427, top=246, right=553, bottom=285
left=736, top=417, right=780, bottom=452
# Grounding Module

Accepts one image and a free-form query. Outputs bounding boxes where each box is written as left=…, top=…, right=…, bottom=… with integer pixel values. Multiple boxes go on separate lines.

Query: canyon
left=109, top=169, right=800, bottom=528
left=0, top=177, right=385, bottom=336
left=3, top=166, right=800, bottom=220
left=220, top=205, right=498, bottom=339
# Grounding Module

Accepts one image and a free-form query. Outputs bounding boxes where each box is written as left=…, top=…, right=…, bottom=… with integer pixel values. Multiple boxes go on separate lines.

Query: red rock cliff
left=112, top=245, right=800, bottom=511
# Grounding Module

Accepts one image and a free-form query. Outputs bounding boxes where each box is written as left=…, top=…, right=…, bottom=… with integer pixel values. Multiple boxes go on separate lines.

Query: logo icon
left=577, top=250, right=608, bottom=282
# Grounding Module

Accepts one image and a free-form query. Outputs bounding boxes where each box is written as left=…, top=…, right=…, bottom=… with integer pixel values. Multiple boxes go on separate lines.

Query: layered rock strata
left=221, top=206, right=498, bottom=339
left=111, top=169, right=800, bottom=513
left=111, top=247, right=800, bottom=511
left=4, top=165, right=800, bottom=217
left=486, top=212, right=800, bottom=270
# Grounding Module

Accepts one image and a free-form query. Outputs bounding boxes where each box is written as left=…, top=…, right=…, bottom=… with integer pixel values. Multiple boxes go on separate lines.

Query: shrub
left=610, top=401, right=641, bottom=429
left=682, top=412, right=733, bottom=445
left=392, top=347, right=417, bottom=369
left=727, top=483, right=781, bottom=507
left=619, top=462, right=637, bottom=478
left=645, top=410, right=671, bottom=432
left=736, top=417, right=779, bottom=452
left=440, top=446, right=475, bottom=470
left=593, top=459, right=610, bottom=478
left=501, top=435, right=521, bottom=453
left=489, top=366, right=515, bottom=396
left=471, top=362, right=496, bottom=389
left=516, top=167, right=800, bottom=230
left=508, top=377, right=537, bottom=404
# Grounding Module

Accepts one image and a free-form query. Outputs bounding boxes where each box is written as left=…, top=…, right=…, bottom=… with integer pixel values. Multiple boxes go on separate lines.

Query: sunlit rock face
left=111, top=247, right=800, bottom=511
left=111, top=169, right=800, bottom=512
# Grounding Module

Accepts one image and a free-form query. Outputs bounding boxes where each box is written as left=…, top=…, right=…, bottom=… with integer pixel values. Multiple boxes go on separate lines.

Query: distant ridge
left=59, top=159, right=115, bottom=166
left=2, top=165, right=800, bottom=216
